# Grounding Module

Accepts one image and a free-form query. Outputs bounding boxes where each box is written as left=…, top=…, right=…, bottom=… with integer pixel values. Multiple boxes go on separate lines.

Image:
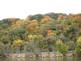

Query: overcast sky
left=0, top=0, right=81, bottom=19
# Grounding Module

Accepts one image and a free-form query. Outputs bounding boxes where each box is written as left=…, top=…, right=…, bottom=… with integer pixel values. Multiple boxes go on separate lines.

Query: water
left=0, top=57, right=81, bottom=61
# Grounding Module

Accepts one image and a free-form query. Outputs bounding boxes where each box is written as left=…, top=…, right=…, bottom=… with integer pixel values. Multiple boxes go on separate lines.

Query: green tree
left=56, top=40, right=68, bottom=56
left=75, top=36, right=81, bottom=57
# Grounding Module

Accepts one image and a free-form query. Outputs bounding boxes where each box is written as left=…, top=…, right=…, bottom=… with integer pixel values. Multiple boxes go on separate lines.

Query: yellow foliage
left=12, top=39, right=24, bottom=47
left=28, top=34, right=38, bottom=41
left=77, top=36, right=81, bottom=43
left=56, top=40, right=63, bottom=45
left=28, top=34, right=44, bottom=41
left=28, top=34, right=33, bottom=41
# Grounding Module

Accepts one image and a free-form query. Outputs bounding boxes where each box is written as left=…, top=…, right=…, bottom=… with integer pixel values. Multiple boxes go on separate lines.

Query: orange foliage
left=12, top=20, right=24, bottom=29
left=27, top=20, right=38, bottom=32
left=41, top=16, right=52, bottom=23
left=47, top=29, right=54, bottom=36
left=68, top=14, right=81, bottom=20
left=28, top=27, right=34, bottom=32
left=30, top=20, right=38, bottom=27
left=58, top=15, right=65, bottom=20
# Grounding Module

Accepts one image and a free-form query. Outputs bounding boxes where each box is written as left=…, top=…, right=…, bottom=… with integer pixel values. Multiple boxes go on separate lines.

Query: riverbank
left=9, top=51, right=73, bottom=59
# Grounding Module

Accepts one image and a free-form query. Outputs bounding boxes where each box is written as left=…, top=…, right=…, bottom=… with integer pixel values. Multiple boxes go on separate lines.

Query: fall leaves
left=27, top=20, right=39, bottom=33
left=1, top=13, right=81, bottom=53
left=11, top=20, right=24, bottom=30
left=12, top=39, right=24, bottom=47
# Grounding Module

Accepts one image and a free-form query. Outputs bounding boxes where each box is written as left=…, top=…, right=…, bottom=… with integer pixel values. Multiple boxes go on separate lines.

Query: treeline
left=0, top=13, right=81, bottom=56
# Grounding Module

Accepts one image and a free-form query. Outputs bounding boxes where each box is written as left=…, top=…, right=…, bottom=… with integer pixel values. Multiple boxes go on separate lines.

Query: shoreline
left=9, top=51, right=73, bottom=59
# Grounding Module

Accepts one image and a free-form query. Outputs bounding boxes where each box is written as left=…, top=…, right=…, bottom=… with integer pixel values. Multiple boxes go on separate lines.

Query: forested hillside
left=0, top=13, right=81, bottom=56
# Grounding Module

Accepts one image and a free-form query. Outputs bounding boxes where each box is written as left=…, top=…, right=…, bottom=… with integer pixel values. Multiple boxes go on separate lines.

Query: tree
left=12, top=39, right=24, bottom=53
left=0, top=42, right=6, bottom=57
left=31, top=14, right=43, bottom=21
left=75, top=36, right=81, bottom=57
left=55, top=40, right=68, bottom=56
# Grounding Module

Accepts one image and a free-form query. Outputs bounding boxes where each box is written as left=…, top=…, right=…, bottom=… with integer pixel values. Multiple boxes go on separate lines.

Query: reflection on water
left=0, top=57, right=81, bottom=61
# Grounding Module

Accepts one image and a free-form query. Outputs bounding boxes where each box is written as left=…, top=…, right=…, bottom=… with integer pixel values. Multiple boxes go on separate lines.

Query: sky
left=0, top=0, right=81, bottom=19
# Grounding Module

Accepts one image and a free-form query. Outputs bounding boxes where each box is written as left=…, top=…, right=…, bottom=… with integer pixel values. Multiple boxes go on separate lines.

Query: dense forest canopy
left=0, top=13, right=81, bottom=54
